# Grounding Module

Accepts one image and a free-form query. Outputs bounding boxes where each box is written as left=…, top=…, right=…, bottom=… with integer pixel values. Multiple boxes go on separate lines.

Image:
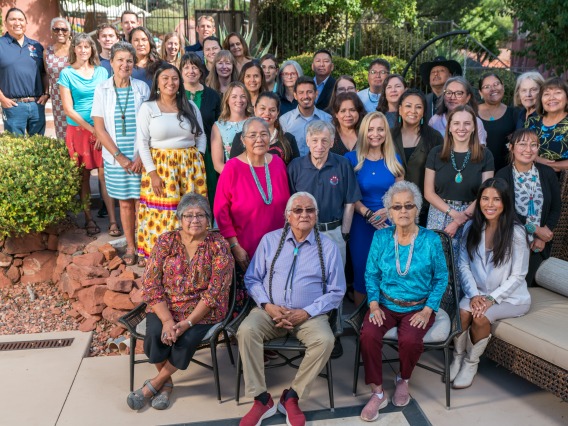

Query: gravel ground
left=0, top=282, right=119, bottom=357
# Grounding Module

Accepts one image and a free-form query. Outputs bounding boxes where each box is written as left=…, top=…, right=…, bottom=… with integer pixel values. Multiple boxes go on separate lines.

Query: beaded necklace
left=113, top=80, right=132, bottom=136
left=450, top=149, right=471, bottom=184
left=394, top=229, right=418, bottom=276
left=246, top=154, right=273, bottom=205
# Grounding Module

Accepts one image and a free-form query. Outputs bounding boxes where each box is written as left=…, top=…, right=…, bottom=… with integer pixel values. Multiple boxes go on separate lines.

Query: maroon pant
left=360, top=305, right=436, bottom=385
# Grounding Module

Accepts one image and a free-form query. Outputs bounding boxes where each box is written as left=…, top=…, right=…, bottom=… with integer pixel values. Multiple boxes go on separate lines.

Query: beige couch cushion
left=535, top=257, right=568, bottom=297
left=491, top=287, right=568, bottom=371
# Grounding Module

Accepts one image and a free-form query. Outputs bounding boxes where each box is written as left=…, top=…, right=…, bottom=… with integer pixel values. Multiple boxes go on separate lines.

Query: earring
left=420, top=118, right=424, bottom=125
left=398, top=116, right=401, bottom=124
left=157, top=89, right=160, bottom=95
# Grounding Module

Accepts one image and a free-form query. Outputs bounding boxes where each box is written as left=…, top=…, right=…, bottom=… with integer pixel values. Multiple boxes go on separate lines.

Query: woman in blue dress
left=346, top=111, right=405, bottom=306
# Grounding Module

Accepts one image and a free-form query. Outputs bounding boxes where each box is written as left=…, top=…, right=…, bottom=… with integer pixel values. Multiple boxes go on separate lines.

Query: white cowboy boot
left=453, top=332, right=491, bottom=389
left=449, top=329, right=468, bottom=382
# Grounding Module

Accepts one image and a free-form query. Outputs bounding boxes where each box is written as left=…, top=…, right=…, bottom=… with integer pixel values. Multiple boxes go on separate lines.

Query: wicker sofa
left=485, top=257, right=568, bottom=401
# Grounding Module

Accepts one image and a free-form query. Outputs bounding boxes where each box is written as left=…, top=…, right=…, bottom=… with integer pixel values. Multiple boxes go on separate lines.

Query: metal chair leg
left=326, top=360, right=335, bottom=412
left=235, top=351, right=242, bottom=404
left=129, top=335, right=136, bottom=391
left=352, top=338, right=360, bottom=395
left=211, top=342, right=221, bottom=402
left=444, top=346, right=451, bottom=409
left=224, top=330, right=235, bottom=365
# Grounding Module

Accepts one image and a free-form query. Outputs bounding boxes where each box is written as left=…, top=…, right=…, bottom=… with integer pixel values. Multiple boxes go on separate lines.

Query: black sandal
left=85, top=219, right=101, bottom=236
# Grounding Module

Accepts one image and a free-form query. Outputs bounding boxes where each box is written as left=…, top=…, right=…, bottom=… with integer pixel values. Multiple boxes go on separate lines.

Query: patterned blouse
left=142, top=230, right=234, bottom=324
left=526, top=115, right=568, bottom=161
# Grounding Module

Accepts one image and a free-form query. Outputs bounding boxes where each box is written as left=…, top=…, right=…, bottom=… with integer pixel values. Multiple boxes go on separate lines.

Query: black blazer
left=496, top=162, right=561, bottom=257
left=199, top=86, right=221, bottom=144
left=315, top=76, right=336, bottom=111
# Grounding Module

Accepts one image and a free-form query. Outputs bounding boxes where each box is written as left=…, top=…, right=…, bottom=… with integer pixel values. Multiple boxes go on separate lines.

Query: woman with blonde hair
left=347, top=111, right=405, bottom=306
left=205, top=50, right=238, bottom=95
left=160, top=32, right=183, bottom=68
left=211, top=81, right=252, bottom=174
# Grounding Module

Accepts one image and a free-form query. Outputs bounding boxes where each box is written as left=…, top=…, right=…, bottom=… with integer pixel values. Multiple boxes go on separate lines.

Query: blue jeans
left=2, top=101, right=45, bottom=136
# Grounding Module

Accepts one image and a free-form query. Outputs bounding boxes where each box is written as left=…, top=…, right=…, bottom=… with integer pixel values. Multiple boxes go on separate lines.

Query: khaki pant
left=322, top=226, right=346, bottom=267
left=237, top=307, right=335, bottom=399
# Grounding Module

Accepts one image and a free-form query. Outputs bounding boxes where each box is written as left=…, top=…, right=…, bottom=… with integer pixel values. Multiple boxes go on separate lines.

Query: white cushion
left=136, top=319, right=222, bottom=341
left=383, top=308, right=451, bottom=343
left=535, top=257, right=568, bottom=297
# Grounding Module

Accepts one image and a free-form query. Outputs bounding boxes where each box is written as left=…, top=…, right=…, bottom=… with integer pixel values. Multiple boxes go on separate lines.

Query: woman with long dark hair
left=239, top=60, right=267, bottom=106
left=229, top=91, right=299, bottom=164
left=136, top=63, right=207, bottom=266
left=392, top=89, right=443, bottom=225
left=129, top=26, right=162, bottom=88
left=330, top=92, right=365, bottom=156
left=450, top=178, right=530, bottom=389
left=223, top=32, right=252, bottom=73
left=181, top=53, right=221, bottom=210
left=377, top=74, right=407, bottom=128
left=496, top=128, right=560, bottom=285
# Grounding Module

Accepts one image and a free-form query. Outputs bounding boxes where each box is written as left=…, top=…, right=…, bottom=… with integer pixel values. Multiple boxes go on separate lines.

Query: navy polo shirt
left=287, top=153, right=362, bottom=223
left=0, top=32, right=45, bottom=98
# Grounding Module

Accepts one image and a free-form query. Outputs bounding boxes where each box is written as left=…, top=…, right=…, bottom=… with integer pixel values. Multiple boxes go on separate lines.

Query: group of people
left=1, top=7, right=567, bottom=426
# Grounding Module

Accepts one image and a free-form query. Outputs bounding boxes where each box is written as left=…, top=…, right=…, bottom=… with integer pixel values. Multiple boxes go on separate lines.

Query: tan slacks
left=237, top=307, right=335, bottom=399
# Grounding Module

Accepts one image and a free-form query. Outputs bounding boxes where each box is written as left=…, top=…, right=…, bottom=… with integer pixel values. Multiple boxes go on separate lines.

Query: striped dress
left=103, top=86, right=141, bottom=200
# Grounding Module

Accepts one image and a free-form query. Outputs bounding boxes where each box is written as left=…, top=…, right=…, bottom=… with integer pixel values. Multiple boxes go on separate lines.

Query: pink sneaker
left=392, top=377, right=411, bottom=407
left=277, top=389, right=306, bottom=426
left=360, top=392, right=388, bottom=422
left=240, top=394, right=276, bottom=426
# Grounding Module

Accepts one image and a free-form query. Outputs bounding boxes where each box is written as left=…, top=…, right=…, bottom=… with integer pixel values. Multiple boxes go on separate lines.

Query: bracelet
left=43, top=93, right=50, bottom=98
left=186, top=319, right=193, bottom=328
left=364, top=209, right=374, bottom=223
left=485, top=295, right=496, bottom=304
left=230, top=242, right=239, bottom=249
left=113, top=150, right=122, bottom=158
left=445, top=207, right=452, bottom=215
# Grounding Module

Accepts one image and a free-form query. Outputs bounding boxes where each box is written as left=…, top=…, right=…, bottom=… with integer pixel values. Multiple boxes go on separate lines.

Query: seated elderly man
left=238, top=192, right=346, bottom=426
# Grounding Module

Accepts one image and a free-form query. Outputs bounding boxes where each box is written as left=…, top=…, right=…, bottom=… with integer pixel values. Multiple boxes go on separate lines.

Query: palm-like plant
left=218, top=23, right=275, bottom=58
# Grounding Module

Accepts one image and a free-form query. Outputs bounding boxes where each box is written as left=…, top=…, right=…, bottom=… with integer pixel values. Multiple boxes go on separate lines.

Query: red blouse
left=142, top=230, right=234, bottom=324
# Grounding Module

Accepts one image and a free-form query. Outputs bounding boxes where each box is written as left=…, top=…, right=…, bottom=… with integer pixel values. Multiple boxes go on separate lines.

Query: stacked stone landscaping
left=0, top=225, right=143, bottom=355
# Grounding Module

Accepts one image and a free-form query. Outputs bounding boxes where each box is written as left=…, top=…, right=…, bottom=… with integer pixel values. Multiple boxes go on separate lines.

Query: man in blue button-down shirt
left=0, top=7, right=48, bottom=136
left=237, top=192, right=345, bottom=426
left=279, top=77, right=332, bottom=156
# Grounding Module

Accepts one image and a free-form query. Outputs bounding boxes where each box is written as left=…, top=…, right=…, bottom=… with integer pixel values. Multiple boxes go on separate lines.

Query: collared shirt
left=287, top=153, right=362, bottom=223
left=357, top=88, right=380, bottom=113
left=0, top=32, right=45, bottom=98
left=314, top=75, right=330, bottom=103
left=279, top=106, right=332, bottom=156
left=245, top=228, right=346, bottom=317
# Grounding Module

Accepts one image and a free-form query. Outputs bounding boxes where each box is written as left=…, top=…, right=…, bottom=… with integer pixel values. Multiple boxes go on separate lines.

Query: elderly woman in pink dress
left=214, top=117, right=290, bottom=307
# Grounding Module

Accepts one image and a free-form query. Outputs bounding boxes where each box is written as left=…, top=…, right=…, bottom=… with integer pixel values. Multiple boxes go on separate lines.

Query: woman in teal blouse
left=359, top=181, right=448, bottom=422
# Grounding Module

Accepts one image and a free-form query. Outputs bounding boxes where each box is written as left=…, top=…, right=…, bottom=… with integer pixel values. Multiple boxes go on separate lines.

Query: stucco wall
left=1, top=0, right=60, bottom=46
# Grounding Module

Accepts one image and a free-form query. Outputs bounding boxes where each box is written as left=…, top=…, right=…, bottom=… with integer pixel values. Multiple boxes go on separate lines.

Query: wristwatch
left=342, top=232, right=350, bottom=242
left=485, top=295, right=496, bottom=304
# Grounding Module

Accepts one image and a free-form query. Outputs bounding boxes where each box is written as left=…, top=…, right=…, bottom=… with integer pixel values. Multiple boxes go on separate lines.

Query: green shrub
left=0, top=134, right=82, bottom=238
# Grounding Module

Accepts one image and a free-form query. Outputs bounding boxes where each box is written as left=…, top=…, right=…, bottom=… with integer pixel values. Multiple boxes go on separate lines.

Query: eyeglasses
left=262, top=65, right=277, bottom=71
left=444, top=90, right=466, bottom=99
left=244, top=132, right=270, bottom=140
left=290, top=207, right=317, bottom=215
left=516, top=142, right=539, bottom=151
left=390, top=204, right=416, bottom=211
left=52, top=27, right=69, bottom=33
left=282, top=72, right=298, bottom=79
left=336, top=86, right=356, bottom=93
left=370, top=70, right=388, bottom=76
left=181, top=213, right=207, bottom=221
left=481, top=81, right=503, bottom=91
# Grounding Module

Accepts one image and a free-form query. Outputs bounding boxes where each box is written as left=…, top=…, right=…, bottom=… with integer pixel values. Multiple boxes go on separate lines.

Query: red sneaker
left=240, top=394, right=276, bottom=426
left=277, top=389, right=306, bottom=426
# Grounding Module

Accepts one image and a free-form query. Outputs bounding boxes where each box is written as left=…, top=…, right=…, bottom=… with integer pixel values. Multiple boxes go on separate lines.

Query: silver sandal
left=127, top=379, right=158, bottom=410
left=151, top=382, right=173, bottom=410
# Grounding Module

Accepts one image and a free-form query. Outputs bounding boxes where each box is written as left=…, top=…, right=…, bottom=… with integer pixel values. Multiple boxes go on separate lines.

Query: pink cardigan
left=214, top=155, right=290, bottom=258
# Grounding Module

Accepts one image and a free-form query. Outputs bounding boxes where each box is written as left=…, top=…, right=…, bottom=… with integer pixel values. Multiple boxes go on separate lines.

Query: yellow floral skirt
left=137, top=147, right=207, bottom=259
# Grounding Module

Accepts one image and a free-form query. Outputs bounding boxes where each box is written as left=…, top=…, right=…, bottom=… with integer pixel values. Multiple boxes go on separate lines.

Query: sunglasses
left=52, top=27, right=69, bottom=33
left=390, top=204, right=416, bottom=211
left=290, top=207, right=317, bottom=215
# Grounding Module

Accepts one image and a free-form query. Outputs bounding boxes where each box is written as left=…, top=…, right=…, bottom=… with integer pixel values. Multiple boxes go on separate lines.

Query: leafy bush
left=0, top=134, right=82, bottom=238
left=464, top=66, right=517, bottom=106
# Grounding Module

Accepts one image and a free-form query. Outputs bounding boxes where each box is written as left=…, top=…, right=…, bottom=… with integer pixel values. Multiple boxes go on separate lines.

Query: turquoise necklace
left=450, top=149, right=471, bottom=184
left=246, top=154, right=273, bottom=205
left=113, top=80, right=132, bottom=136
